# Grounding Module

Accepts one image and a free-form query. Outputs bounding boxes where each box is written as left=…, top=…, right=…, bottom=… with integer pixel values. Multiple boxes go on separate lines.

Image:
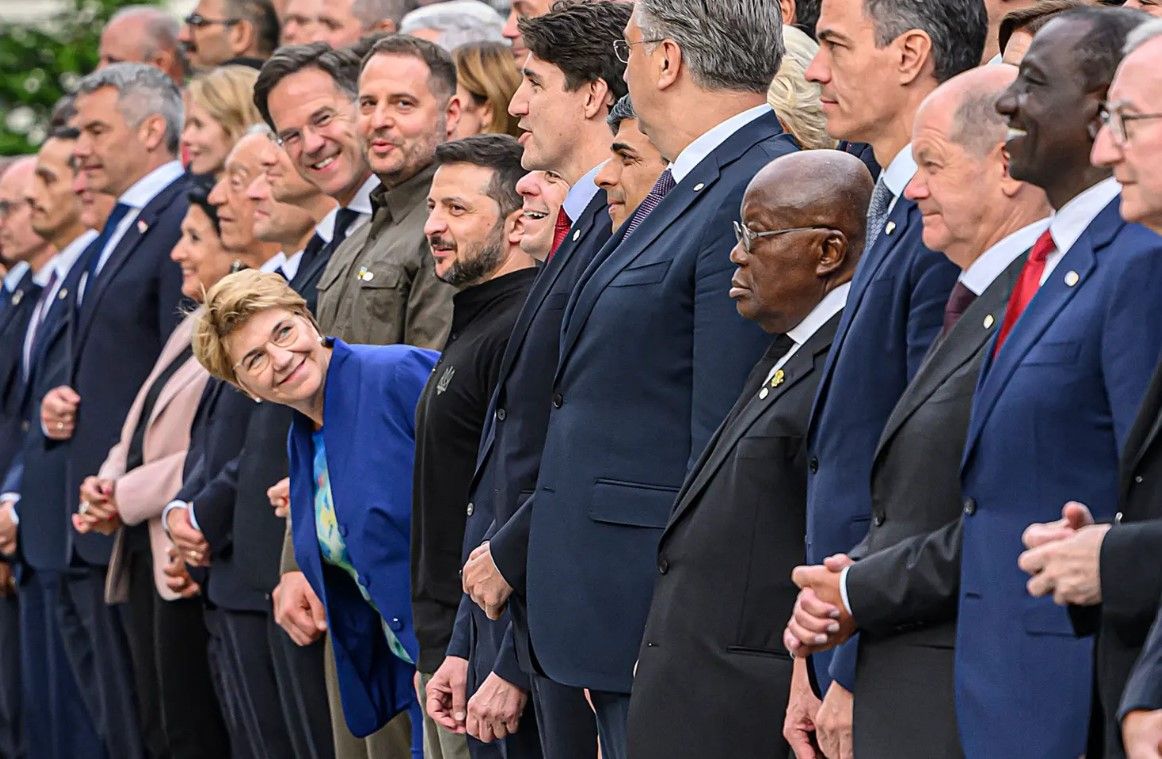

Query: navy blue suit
left=514, top=111, right=794, bottom=697
left=288, top=340, right=436, bottom=749
left=955, top=198, right=1162, bottom=757
left=0, top=270, right=40, bottom=478
left=805, top=193, right=959, bottom=692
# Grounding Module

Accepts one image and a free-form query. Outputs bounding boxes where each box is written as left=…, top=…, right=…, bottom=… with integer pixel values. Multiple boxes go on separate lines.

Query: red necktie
left=994, top=230, right=1056, bottom=356
left=548, top=209, right=572, bottom=261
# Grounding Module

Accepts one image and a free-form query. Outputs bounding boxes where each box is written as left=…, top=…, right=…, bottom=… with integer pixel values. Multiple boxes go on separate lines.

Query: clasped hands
left=783, top=554, right=857, bottom=657
left=425, top=655, right=528, bottom=743
left=1018, top=501, right=1109, bottom=607
left=462, top=541, right=514, bottom=620
left=74, top=476, right=122, bottom=535
left=166, top=506, right=210, bottom=567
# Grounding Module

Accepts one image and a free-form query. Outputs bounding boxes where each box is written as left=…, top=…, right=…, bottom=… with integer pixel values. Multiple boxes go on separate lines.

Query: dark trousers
left=122, top=549, right=170, bottom=758
left=58, top=565, right=145, bottom=759
left=202, top=606, right=254, bottom=759
left=587, top=691, right=630, bottom=759
left=267, top=614, right=334, bottom=759
left=19, top=567, right=104, bottom=759
left=219, top=608, right=295, bottom=759
left=0, top=583, right=23, bottom=758
left=527, top=674, right=598, bottom=759
left=155, top=595, right=230, bottom=759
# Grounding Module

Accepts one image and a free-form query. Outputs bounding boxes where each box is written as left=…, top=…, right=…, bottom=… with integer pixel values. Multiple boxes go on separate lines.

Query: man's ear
left=138, top=113, right=168, bottom=153
left=505, top=207, right=525, bottom=247
left=895, top=30, right=935, bottom=87
left=229, top=19, right=256, bottom=57
left=444, top=95, right=462, bottom=140
left=779, top=0, right=797, bottom=26
left=815, top=231, right=849, bottom=277
left=582, top=78, right=613, bottom=121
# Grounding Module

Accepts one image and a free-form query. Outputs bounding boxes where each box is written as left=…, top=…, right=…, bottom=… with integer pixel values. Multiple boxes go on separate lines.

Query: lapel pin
left=885, top=221, right=897, bottom=236
left=693, top=183, right=705, bottom=192
left=572, top=229, right=581, bottom=242
left=983, top=314, right=995, bottom=329
left=11, top=291, right=23, bottom=306
left=772, top=369, right=786, bottom=388
left=357, top=266, right=374, bottom=282
left=137, top=219, right=148, bottom=234
left=1064, top=271, right=1080, bottom=287
left=58, top=287, right=69, bottom=300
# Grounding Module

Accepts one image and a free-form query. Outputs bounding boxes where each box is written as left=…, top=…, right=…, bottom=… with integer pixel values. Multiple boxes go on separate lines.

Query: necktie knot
left=1028, top=229, right=1056, bottom=264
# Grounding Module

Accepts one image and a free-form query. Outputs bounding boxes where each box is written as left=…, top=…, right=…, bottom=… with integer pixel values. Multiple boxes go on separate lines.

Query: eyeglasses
left=733, top=221, right=832, bottom=254
left=613, top=38, right=665, bottom=64
left=233, top=316, right=303, bottom=377
left=1099, top=101, right=1162, bottom=147
left=184, top=12, right=241, bottom=28
left=276, top=108, right=345, bottom=149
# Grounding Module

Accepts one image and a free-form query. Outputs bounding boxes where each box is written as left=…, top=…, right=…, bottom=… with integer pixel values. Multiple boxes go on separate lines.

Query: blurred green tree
left=0, top=0, right=158, bottom=155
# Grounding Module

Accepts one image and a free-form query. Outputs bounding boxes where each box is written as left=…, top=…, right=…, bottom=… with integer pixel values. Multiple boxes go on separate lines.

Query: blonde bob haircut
left=192, top=269, right=320, bottom=387
left=453, top=41, right=522, bottom=138
left=187, top=65, right=264, bottom=145
left=767, top=26, right=835, bottom=152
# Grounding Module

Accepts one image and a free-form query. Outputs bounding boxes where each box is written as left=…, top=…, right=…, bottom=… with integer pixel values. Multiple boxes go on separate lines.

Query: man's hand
left=785, top=554, right=855, bottom=656
left=467, top=672, right=528, bottom=743
left=1022, top=502, right=1095, bottom=550
left=167, top=506, right=210, bottom=566
left=816, top=682, right=853, bottom=759
left=272, top=571, right=327, bottom=646
left=0, top=501, right=18, bottom=556
left=425, top=655, right=469, bottom=734
left=267, top=477, right=290, bottom=518
left=1124, top=709, right=1162, bottom=759
left=41, top=386, right=80, bottom=441
left=463, top=542, right=513, bottom=620
left=74, top=477, right=120, bottom=535
left=162, top=546, right=202, bottom=598
left=0, top=562, right=14, bottom=598
left=1019, top=521, right=1111, bottom=606
left=784, top=656, right=823, bottom=759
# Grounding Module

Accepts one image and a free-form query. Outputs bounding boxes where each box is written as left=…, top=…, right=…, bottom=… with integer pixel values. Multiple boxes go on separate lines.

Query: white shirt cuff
left=839, top=565, right=854, bottom=615
left=0, top=494, right=19, bottom=526
left=161, top=500, right=190, bottom=539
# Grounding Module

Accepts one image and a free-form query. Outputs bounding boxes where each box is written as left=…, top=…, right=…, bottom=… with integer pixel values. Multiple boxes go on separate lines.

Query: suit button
left=338, top=524, right=348, bottom=538
left=1115, top=512, right=1125, bottom=524
left=495, top=408, right=506, bottom=421
left=657, top=557, right=669, bottom=574
left=552, top=393, right=563, bottom=408
left=466, top=502, right=474, bottom=517
left=808, top=457, right=818, bottom=474
left=388, top=617, right=403, bottom=631
left=873, top=513, right=884, bottom=527
left=358, top=574, right=370, bottom=588
left=1135, top=475, right=1144, bottom=484
left=963, top=498, right=976, bottom=516
left=20, top=420, right=29, bottom=433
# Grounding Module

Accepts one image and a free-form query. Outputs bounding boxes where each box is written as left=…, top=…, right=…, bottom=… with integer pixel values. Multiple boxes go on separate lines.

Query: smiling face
left=208, top=133, right=266, bottom=251
left=171, top=203, right=233, bottom=301
left=227, top=308, right=328, bottom=407
left=593, top=117, right=666, bottom=232
left=509, top=53, right=587, bottom=174
left=424, top=162, right=509, bottom=287
left=358, top=53, right=453, bottom=187
left=29, top=138, right=84, bottom=244
left=182, top=94, right=234, bottom=176
left=514, top=169, right=568, bottom=259
left=250, top=135, right=320, bottom=244
left=268, top=67, right=368, bottom=205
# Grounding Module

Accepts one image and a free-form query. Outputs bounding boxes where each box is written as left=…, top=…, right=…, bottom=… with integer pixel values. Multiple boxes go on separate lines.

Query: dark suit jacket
left=843, top=254, right=1024, bottom=758
left=1118, top=588, right=1162, bottom=723
left=67, top=173, right=187, bottom=567
left=0, top=269, right=41, bottom=476
left=517, top=112, right=795, bottom=693
left=627, top=315, right=840, bottom=759
left=805, top=193, right=960, bottom=690
left=449, top=191, right=612, bottom=687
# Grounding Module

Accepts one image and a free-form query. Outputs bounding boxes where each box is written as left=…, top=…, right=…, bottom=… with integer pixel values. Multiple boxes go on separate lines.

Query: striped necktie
left=623, top=169, right=675, bottom=240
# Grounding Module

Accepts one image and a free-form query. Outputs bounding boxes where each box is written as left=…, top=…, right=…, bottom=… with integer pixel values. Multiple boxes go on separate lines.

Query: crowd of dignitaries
left=7, top=0, right=1162, bottom=757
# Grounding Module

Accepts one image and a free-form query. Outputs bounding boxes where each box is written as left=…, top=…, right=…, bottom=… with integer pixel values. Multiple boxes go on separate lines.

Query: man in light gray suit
left=784, top=65, right=1052, bottom=758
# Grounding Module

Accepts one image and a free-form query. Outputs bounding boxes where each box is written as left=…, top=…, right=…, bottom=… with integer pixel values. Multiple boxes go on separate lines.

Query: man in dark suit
left=795, top=0, right=983, bottom=741
left=627, top=150, right=869, bottom=759
left=36, top=63, right=187, bottom=759
left=786, top=65, right=1051, bottom=759
left=464, top=2, right=795, bottom=756
left=450, top=5, right=628, bottom=756
left=788, top=9, right=1162, bottom=757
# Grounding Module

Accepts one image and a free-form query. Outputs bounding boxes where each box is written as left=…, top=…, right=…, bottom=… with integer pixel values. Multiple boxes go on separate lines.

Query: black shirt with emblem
left=411, top=266, right=538, bottom=672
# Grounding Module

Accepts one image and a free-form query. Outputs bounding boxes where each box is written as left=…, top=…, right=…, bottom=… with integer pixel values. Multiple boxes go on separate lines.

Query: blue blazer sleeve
left=446, top=593, right=473, bottom=660
left=2, top=455, right=22, bottom=495
left=189, top=456, right=241, bottom=551
left=489, top=495, right=533, bottom=594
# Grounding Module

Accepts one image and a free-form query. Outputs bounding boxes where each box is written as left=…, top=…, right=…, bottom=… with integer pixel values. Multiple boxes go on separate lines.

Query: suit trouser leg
left=19, top=567, right=105, bottom=759
left=58, top=565, right=146, bottom=759
left=154, top=594, right=230, bottom=759
left=0, top=580, right=23, bottom=758
left=268, top=614, right=335, bottom=759
left=123, top=549, right=169, bottom=758
left=527, top=674, right=598, bottom=759
left=587, top=691, right=630, bottom=759
left=323, top=632, right=415, bottom=759
left=220, top=608, right=296, bottom=759
left=202, top=605, right=256, bottom=759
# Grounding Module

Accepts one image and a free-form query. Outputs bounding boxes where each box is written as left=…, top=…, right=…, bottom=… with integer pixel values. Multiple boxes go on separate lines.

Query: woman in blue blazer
left=190, top=269, right=438, bottom=752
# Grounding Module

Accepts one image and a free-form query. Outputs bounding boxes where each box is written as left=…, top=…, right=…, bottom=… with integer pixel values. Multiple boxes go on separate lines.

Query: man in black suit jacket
left=787, top=66, right=1052, bottom=758
left=627, top=150, right=868, bottom=759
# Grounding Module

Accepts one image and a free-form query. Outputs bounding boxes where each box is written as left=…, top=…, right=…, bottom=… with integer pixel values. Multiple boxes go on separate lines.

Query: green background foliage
left=0, top=0, right=152, bottom=155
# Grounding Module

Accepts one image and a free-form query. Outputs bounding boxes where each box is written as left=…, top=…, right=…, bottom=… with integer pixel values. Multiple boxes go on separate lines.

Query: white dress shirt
left=282, top=250, right=304, bottom=281
left=561, top=164, right=602, bottom=224
left=670, top=104, right=772, bottom=185
left=959, top=218, right=1050, bottom=296
left=345, top=174, right=380, bottom=236
left=3, top=262, right=29, bottom=293
left=260, top=253, right=287, bottom=274
left=763, top=283, right=852, bottom=387
left=880, top=144, right=919, bottom=218
left=1040, top=176, right=1121, bottom=285
left=88, top=161, right=185, bottom=283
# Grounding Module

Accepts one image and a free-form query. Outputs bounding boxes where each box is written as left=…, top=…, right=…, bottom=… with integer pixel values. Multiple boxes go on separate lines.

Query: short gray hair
left=353, top=0, right=416, bottom=29
left=864, top=0, right=987, bottom=83
left=400, top=0, right=505, bottom=51
left=76, top=63, right=184, bottom=156
left=1126, top=18, right=1162, bottom=55
left=246, top=122, right=275, bottom=139
left=607, top=95, right=636, bottom=134
left=634, top=0, right=784, bottom=93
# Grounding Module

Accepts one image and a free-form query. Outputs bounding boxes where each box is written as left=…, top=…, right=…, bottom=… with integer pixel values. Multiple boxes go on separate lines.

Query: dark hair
left=186, top=175, right=223, bottom=236
left=434, top=134, right=525, bottom=217
left=607, top=95, right=636, bottom=135
left=225, top=0, right=281, bottom=57
left=519, top=1, right=631, bottom=104
left=253, top=42, right=362, bottom=129
left=794, top=0, right=822, bottom=40
left=865, top=0, right=987, bottom=82
left=47, top=126, right=80, bottom=141
left=999, top=0, right=1091, bottom=54
left=1057, top=6, right=1150, bottom=91
left=48, top=95, right=77, bottom=131
left=362, top=34, right=457, bottom=103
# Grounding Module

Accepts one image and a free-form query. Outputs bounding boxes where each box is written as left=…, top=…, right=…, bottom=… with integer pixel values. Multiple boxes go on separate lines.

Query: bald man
left=783, top=66, right=1052, bottom=758
left=626, top=150, right=868, bottom=759
left=98, top=6, right=186, bottom=86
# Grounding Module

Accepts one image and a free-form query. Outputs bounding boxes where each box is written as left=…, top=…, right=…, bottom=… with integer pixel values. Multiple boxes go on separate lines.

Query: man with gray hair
left=400, top=0, right=505, bottom=51
left=98, top=6, right=187, bottom=86
left=178, top=0, right=280, bottom=70
left=34, top=61, right=187, bottom=759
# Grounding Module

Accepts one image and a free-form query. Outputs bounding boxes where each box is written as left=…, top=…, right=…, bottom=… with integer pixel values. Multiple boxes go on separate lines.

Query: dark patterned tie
left=623, top=168, right=675, bottom=240
left=864, top=177, right=893, bottom=253
left=941, top=281, right=977, bottom=337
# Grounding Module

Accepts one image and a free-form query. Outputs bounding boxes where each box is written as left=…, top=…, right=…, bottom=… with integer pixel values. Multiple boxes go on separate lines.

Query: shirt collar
left=959, top=218, right=1050, bottom=295
left=119, top=161, right=185, bottom=210
left=54, top=229, right=98, bottom=278
left=349, top=174, right=379, bottom=216
left=282, top=250, right=304, bottom=281
left=881, top=144, right=917, bottom=199
left=315, top=208, right=338, bottom=243
left=370, top=162, right=436, bottom=223
left=1048, top=176, right=1121, bottom=256
left=787, top=281, right=851, bottom=346
left=670, top=104, right=772, bottom=185
left=260, top=252, right=287, bottom=274
left=561, top=164, right=602, bottom=223
left=3, top=262, right=29, bottom=292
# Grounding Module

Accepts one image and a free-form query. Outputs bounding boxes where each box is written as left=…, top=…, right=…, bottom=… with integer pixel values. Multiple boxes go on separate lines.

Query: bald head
left=100, top=7, right=186, bottom=85
left=920, top=64, right=1018, bottom=157
left=729, top=150, right=871, bottom=334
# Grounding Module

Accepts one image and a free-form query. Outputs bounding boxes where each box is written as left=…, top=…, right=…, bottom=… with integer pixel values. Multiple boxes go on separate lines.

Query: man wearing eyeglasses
left=179, top=0, right=280, bottom=71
